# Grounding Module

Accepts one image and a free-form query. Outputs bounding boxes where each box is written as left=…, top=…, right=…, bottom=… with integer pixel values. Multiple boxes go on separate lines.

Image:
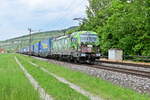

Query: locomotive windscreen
left=80, top=34, right=98, bottom=43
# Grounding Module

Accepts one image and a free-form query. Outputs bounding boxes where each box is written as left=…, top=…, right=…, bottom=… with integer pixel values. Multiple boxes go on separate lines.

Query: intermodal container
left=34, top=42, right=41, bottom=56
left=39, top=38, right=52, bottom=57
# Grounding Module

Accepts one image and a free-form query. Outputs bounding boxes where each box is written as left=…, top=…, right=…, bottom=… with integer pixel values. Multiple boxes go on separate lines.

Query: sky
left=0, top=0, right=88, bottom=40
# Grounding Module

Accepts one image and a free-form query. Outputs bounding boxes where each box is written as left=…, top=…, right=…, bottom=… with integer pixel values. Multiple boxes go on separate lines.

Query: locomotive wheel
left=89, top=59, right=95, bottom=65
left=89, top=61, right=94, bottom=65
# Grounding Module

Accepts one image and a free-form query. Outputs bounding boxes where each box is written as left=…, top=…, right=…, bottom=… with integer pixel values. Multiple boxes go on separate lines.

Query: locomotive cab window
left=80, top=34, right=98, bottom=43
left=71, top=37, right=77, bottom=42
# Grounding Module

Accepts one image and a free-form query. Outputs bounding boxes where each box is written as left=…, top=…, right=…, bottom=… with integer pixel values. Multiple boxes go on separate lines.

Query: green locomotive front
left=51, top=31, right=100, bottom=63
left=70, top=31, right=100, bottom=63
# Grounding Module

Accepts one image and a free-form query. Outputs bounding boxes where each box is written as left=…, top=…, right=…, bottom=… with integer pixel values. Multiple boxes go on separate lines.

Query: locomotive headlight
left=96, top=53, right=101, bottom=57
left=81, top=53, right=86, bottom=57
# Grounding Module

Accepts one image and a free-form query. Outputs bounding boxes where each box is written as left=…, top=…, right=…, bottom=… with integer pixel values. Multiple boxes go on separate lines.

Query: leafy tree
left=79, top=0, right=150, bottom=56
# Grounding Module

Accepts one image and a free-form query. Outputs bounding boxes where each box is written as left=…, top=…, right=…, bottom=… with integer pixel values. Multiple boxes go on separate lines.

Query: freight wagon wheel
left=67, top=57, right=71, bottom=62
left=74, top=58, right=78, bottom=64
left=78, top=60, right=83, bottom=64
left=58, top=56, right=61, bottom=61
left=70, top=56, right=74, bottom=63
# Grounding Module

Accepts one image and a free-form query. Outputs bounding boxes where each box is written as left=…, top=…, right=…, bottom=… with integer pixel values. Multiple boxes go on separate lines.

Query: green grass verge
left=18, top=54, right=150, bottom=100
left=0, top=54, right=40, bottom=100
left=17, top=55, right=88, bottom=100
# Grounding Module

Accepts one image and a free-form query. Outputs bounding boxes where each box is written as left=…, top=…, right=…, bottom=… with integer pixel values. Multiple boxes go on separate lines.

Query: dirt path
left=15, top=57, right=53, bottom=100
left=29, top=61, right=102, bottom=100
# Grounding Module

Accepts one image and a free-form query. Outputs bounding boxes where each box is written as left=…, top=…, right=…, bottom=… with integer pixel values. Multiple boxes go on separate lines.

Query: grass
left=18, top=54, right=150, bottom=100
left=0, top=54, right=40, bottom=100
left=17, top=55, right=88, bottom=100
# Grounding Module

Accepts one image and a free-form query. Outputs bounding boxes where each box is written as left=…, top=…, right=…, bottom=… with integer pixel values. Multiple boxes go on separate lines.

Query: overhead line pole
left=28, top=28, right=32, bottom=56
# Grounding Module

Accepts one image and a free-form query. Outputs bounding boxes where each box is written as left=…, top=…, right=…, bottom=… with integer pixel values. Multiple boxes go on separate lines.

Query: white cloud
left=19, top=0, right=88, bottom=10
left=0, top=0, right=88, bottom=40
left=20, top=0, right=46, bottom=7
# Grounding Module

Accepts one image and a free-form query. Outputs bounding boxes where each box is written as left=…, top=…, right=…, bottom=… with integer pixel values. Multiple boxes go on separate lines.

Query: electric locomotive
left=70, top=31, right=100, bottom=63
left=51, top=31, right=100, bottom=63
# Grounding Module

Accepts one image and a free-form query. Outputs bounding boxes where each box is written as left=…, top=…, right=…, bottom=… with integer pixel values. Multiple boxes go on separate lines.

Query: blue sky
left=0, top=0, right=88, bottom=40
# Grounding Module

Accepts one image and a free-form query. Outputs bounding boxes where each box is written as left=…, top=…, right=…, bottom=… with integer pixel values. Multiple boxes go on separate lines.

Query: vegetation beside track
left=0, top=54, right=40, bottom=100
left=17, top=55, right=88, bottom=100
left=18, top=54, right=150, bottom=100
left=77, top=0, right=150, bottom=57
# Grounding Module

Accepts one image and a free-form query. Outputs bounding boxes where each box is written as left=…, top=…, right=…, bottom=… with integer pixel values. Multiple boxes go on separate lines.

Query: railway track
left=97, top=60, right=150, bottom=68
left=90, top=64, right=150, bottom=78
left=60, top=60, right=150, bottom=78
left=50, top=59, right=150, bottom=78
left=32, top=56, right=150, bottom=78
left=94, top=60, right=150, bottom=78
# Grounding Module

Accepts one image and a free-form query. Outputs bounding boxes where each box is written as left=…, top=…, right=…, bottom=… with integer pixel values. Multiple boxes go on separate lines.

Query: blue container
left=34, top=42, right=41, bottom=56
left=39, top=38, right=52, bottom=57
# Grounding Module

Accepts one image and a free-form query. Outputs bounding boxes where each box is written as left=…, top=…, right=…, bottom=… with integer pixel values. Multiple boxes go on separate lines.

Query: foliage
left=79, top=0, right=150, bottom=56
left=66, top=26, right=79, bottom=34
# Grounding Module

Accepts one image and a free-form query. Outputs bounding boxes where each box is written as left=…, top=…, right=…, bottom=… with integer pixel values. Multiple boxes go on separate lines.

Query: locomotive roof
left=56, top=35, right=68, bottom=40
left=71, top=31, right=97, bottom=36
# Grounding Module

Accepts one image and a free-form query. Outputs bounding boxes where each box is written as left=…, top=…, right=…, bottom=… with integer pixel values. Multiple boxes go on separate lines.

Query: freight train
left=19, top=31, right=101, bottom=63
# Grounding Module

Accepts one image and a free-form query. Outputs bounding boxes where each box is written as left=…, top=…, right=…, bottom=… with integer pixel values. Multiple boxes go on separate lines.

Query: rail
left=94, top=62, right=150, bottom=78
left=101, top=55, right=150, bottom=62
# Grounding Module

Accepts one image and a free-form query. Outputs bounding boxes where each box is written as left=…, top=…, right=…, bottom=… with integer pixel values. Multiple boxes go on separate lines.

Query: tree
left=79, top=0, right=150, bottom=56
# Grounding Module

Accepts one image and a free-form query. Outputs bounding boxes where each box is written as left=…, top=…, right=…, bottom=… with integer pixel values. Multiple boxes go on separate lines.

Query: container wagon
left=33, top=42, right=41, bottom=56
left=39, top=38, right=52, bottom=57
